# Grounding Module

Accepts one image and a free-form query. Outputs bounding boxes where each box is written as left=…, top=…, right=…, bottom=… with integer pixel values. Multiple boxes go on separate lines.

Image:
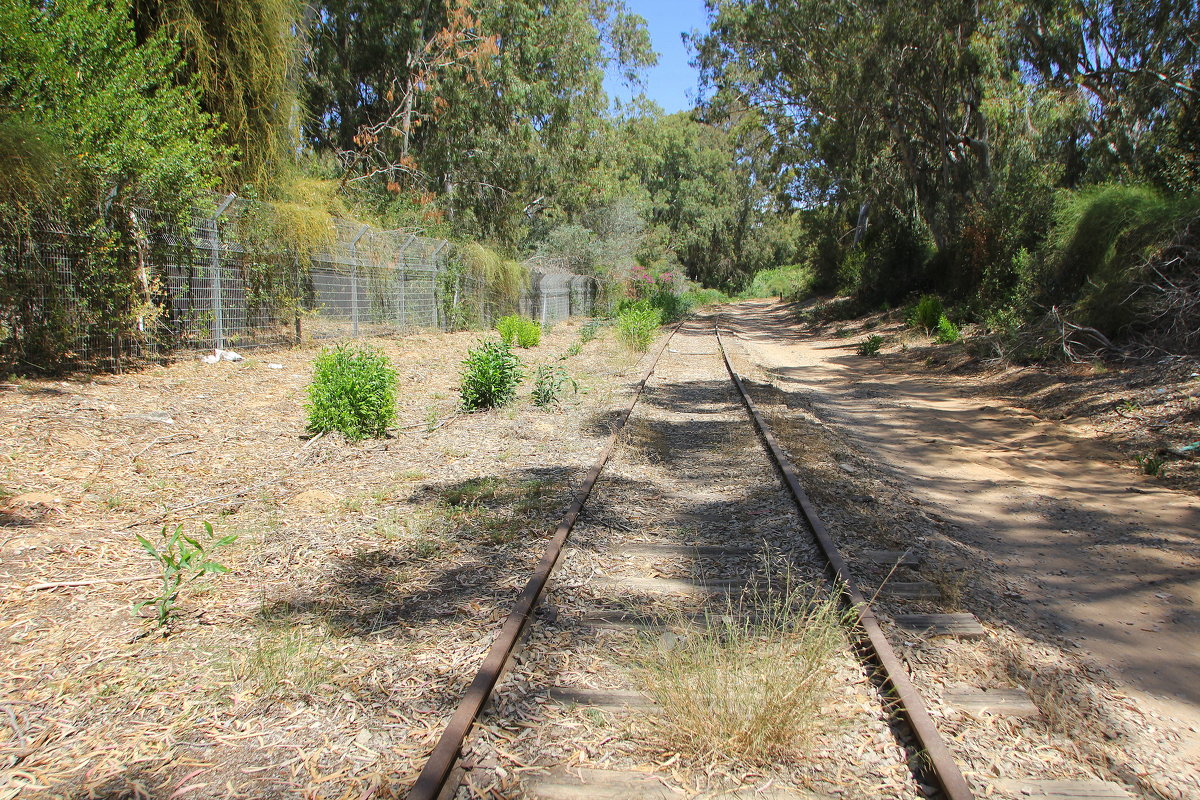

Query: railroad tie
left=893, top=612, right=987, bottom=638
left=545, top=686, right=658, bottom=712
left=943, top=687, right=1040, bottom=717
left=990, top=779, right=1134, bottom=799
left=523, top=767, right=821, bottom=799
left=880, top=580, right=942, bottom=600
left=863, top=549, right=921, bottom=566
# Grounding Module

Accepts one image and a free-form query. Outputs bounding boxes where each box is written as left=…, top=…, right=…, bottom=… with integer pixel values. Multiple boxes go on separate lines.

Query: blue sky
left=604, top=0, right=711, bottom=114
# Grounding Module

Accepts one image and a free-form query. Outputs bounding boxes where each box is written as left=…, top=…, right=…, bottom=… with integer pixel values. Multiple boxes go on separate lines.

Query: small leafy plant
left=909, top=294, right=944, bottom=333
left=578, top=320, right=602, bottom=343
left=562, top=341, right=582, bottom=358
left=497, top=315, right=541, bottom=348
left=532, top=364, right=577, bottom=407
left=135, top=521, right=237, bottom=627
left=616, top=300, right=663, bottom=352
left=934, top=314, right=960, bottom=343
left=460, top=339, right=524, bottom=410
left=1136, top=453, right=1167, bottom=476
left=306, top=345, right=398, bottom=440
left=857, top=334, right=884, bottom=356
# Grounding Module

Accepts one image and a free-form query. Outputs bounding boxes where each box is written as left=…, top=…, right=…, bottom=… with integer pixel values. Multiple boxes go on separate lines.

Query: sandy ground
left=719, top=300, right=1200, bottom=771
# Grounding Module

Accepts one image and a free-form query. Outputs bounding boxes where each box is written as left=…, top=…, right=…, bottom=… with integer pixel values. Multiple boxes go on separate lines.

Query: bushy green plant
left=739, top=265, right=817, bottom=300
left=857, top=335, right=884, bottom=356
left=496, top=314, right=541, bottom=348
left=616, top=301, right=663, bottom=352
left=683, top=287, right=731, bottom=307
left=934, top=314, right=960, bottom=343
left=497, top=314, right=521, bottom=345
left=135, top=521, right=237, bottom=627
left=460, top=339, right=523, bottom=410
left=532, top=364, right=577, bottom=407
left=1045, top=184, right=1200, bottom=341
left=306, top=345, right=398, bottom=440
left=516, top=319, right=541, bottom=347
left=909, top=295, right=944, bottom=333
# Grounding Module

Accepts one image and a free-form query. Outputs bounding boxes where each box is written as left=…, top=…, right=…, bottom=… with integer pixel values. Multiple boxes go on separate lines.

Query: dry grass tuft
left=635, top=579, right=848, bottom=767
left=226, top=623, right=342, bottom=697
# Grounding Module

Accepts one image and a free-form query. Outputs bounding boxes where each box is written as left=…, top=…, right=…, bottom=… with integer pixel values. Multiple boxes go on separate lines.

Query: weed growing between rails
left=634, top=558, right=851, bottom=768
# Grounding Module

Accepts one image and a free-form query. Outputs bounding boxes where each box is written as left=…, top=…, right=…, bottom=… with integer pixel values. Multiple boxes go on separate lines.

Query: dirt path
left=721, top=300, right=1200, bottom=761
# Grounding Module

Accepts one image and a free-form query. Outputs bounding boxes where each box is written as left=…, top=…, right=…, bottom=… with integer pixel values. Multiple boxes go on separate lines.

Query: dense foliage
left=695, top=0, right=1200, bottom=350
left=3, top=0, right=1197, bottom=365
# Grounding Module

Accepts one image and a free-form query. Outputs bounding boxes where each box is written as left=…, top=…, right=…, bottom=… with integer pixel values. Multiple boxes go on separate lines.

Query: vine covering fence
left=0, top=196, right=597, bottom=371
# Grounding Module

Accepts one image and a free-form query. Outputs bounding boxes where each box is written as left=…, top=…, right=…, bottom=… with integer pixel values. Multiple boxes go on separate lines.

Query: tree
left=132, top=0, right=302, bottom=191
left=302, top=0, right=655, bottom=244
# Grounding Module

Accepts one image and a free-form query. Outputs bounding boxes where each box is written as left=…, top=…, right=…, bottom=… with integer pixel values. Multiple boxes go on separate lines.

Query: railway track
left=406, top=319, right=1136, bottom=800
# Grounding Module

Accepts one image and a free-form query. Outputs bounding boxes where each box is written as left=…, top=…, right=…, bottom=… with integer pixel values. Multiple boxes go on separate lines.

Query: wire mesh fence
left=0, top=196, right=598, bottom=371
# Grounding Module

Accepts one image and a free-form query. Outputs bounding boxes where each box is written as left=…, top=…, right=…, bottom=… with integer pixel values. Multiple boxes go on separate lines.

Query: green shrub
left=620, top=290, right=691, bottom=324
left=496, top=314, right=541, bottom=348
left=650, top=289, right=692, bottom=323
left=683, top=287, right=731, bottom=307
left=934, top=314, right=960, bottom=343
left=460, top=339, right=523, bottom=410
left=532, top=364, right=576, bottom=407
left=739, top=265, right=817, bottom=300
left=616, top=301, right=663, bottom=352
left=857, top=335, right=884, bottom=357
left=516, top=319, right=541, bottom=347
left=1136, top=453, right=1167, bottom=477
left=909, top=295, right=943, bottom=333
left=1045, top=184, right=1200, bottom=341
left=306, top=345, right=398, bottom=440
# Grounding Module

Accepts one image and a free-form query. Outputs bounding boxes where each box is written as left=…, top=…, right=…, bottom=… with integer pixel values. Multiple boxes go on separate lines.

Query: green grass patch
left=739, top=265, right=817, bottom=300
left=615, top=301, right=663, bottom=352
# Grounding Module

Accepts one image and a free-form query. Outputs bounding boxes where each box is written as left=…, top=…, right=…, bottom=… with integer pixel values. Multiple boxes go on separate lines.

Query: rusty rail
left=715, top=325, right=975, bottom=800
left=407, top=323, right=681, bottom=800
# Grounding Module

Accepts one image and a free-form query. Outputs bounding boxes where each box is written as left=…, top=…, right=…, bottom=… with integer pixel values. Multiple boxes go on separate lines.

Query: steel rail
left=715, top=324, right=975, bottom=800
left=407, top=322, right=683, bottom=800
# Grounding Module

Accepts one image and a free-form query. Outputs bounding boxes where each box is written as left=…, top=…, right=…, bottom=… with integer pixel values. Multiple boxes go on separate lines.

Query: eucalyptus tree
left=302, top=0, right=655, bottom=245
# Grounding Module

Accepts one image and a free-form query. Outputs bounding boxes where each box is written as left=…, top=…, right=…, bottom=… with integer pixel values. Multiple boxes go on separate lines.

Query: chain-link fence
left=0, top=196, right=598, bottom=370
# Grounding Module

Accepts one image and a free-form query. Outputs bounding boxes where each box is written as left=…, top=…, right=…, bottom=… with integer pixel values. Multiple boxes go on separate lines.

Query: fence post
left=349, top=224, right=369, bottom=338
left=209, top=193, right=236, bottom=349
left=429, top=240, right=448, bottom=331
left=540, top=274, right=548, bottom=326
